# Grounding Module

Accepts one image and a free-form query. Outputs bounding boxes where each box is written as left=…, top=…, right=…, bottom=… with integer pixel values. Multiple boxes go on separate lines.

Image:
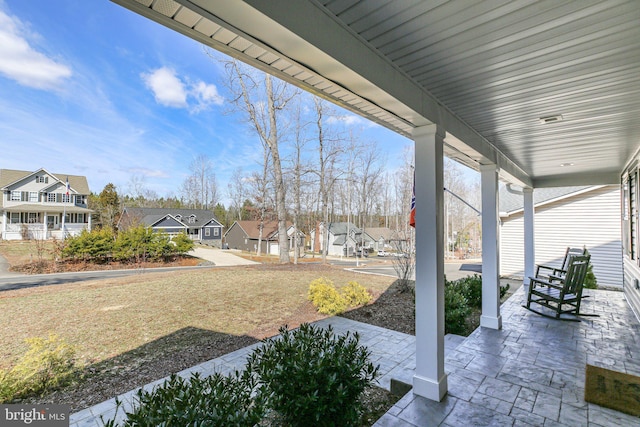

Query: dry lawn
left=0, top=264, right=395, bottom=369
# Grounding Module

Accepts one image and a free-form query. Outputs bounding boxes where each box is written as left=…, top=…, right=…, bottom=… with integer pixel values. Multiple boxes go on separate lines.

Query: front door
left=47, top=215, right=57, bottom=230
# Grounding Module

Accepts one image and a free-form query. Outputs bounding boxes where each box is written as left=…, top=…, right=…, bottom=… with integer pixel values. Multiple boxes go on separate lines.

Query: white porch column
left=480, top=164, right=502, bottom=330
left=523, top=188, right=535, bottom=285
left=412, top=124, right=447, bottom=401
left=43, top=211, right=48, bottom=239
left=2, top=210, right=6, bottom=239
left=88, top=213, right=92, bottom=232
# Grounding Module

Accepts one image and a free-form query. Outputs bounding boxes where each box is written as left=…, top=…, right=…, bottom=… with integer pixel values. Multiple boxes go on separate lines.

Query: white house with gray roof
left=500, top=185, right=623, bottom=287
left=119, top=207, right=224, bottom=247
left=0, top=168, right=92, bottom=241
left=311, top=222, right=375, bottom=256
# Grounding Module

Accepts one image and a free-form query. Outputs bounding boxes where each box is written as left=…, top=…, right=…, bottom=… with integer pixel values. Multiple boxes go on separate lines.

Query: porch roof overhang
left=112, top=0, right=640, bottom=188
left=3, top=205, right=93, bottom=214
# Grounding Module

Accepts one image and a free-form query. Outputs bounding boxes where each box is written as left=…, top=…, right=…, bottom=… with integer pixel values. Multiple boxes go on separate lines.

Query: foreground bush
left=247, top=324, right=379, bottom=427
left=308, top=278, right=371, bottom=315
left=444, top=283, right=471, bottom=335
left=102, top=371, right=264, bottom=427
left=0, top=334, right=79, bottom=402
left=444, top=275, right=511, bottom=335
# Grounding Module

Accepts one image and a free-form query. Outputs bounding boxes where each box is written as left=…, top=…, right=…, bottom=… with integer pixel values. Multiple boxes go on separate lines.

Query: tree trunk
left=265, top=75, right=290, bottom=263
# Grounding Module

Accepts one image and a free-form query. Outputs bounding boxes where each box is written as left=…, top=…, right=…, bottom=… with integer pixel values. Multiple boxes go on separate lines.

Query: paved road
left=333, top=258, right=482, bottom=281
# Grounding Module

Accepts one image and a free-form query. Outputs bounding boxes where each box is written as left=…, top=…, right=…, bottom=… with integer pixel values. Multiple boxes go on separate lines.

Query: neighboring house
left=0, top=168, right=92, bottom=240
left=224, top=220, right=304, bottom=256
left=366, top=227, right=408, bottom=252
left=499, top=184, right=623, bottom=287
left=311, top=222, right=375, bottom=256
left=120, top=207, right=224, bottom=247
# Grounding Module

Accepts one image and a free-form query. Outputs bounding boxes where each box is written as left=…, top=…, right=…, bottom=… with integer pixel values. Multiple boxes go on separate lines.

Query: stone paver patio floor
left=71, top=286, right=640, bottom=426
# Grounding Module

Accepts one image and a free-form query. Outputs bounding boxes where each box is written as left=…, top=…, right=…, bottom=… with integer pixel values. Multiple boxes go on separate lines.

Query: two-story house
left=0, top=168, right=92, bottom=240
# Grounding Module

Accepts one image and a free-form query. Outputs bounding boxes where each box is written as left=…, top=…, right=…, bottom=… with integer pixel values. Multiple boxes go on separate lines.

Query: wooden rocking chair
left=534, top=247, right=587, bottom=281
left=524, top=254, right=597, bottom=321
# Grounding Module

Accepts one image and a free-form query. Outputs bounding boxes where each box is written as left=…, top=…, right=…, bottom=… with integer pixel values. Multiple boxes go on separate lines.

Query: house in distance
left=0, top=168, right=92, bottom=240
left=119, top=207, right=224, bottom=247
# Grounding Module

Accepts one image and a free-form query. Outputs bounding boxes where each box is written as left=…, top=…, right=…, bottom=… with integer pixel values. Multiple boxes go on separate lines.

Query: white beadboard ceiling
left=112, top=0, right=640, bottom=188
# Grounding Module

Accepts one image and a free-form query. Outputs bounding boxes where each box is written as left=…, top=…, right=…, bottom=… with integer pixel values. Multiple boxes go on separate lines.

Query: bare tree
left=182, top=154, right=217, bottom=209
left=312, top=98, right=344, bottom=263
left=228, top=167, right=246, bottom=221
left=224, top=60, right=297, bottom=263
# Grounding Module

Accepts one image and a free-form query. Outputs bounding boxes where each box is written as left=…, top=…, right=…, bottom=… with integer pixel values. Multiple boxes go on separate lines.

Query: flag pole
left=62, top=176, right=69, bottom=238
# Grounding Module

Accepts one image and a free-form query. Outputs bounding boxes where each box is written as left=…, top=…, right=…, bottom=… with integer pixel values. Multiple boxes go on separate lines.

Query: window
left=62, top=194, right=70, bottom=203
left=214, top=228, right=220, bottom=237
left=36, top=175, right=48, bottom=183
left=28, top=213, right=38, bottom=224
left=29, top=192, right=38, bottom=202
left=188, top=215, right=196, bottom=224
left=205, top=228, right=211, bottom=237
left=48, top=193, right=56, bottom=202
left=11, top=191, right=20, bottom=201
left=9, top=213, right=20, bottom=224
left=175, top=214, right=182, bottom=220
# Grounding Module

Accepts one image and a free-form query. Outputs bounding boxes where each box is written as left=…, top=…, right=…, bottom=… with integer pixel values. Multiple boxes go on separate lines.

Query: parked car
left=377, top=250, right=388, bottom=257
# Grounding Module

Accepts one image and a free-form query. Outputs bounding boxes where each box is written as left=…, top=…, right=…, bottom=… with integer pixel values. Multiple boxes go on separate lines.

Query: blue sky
left=0, top=0, right=413, bottom=204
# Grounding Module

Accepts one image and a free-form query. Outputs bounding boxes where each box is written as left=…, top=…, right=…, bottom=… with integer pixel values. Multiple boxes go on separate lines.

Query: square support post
left=523, top=187, right=535, bottom=285
left=412, top=124, right=447, bottom=401
left=480, top=164, right=502, bottom=330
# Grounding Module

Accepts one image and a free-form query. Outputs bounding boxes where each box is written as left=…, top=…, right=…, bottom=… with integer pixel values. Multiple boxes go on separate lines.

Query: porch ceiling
left=112, top=0, right=640, bottom=188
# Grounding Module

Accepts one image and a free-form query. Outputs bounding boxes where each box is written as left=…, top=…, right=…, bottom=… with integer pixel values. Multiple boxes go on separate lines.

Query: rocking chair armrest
left=529, top=276, right=564, bottom=290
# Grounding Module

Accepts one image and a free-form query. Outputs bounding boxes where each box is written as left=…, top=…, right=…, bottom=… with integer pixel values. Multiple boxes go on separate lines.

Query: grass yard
left=0, top=240, right=52, bottom=265
left=0, top=265, right=395, bottom=370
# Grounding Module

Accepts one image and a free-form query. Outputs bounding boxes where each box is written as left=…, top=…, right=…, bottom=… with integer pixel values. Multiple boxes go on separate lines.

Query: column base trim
left=413, top=373, right=448, bottom=401
left=480, top=314, right=503, bottom=330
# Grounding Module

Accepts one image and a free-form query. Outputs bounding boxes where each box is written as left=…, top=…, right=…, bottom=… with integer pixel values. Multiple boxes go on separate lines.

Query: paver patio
left=70, top=286, right=640, bottom=427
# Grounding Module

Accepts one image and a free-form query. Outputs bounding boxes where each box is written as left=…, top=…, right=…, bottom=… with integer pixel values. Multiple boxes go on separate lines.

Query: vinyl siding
left=500, top=186, right=623, bottom=287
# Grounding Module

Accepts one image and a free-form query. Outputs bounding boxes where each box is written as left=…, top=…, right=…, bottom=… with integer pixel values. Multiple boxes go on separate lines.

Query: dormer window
left=36, top=175, right=48, bottom=183
left=188, top=215, right=196, bottom=224
left=175, top=214, right=182, bottom=221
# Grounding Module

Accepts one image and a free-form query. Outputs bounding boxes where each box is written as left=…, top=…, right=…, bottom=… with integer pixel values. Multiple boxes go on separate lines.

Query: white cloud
left=141, top=67, right=187, bottom=108
left=192, top=81, right=223, bottom=108
left=0, top=8, right=72, bottom=90
left=142, top=66, right=224, bottom=112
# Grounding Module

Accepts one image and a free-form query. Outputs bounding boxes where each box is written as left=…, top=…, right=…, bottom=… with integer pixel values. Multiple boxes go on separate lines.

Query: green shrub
left=444, top=284, right=470, bottom=335
left=63, top=228, right=115, bottom=260
left=171, top=232, right=194, bottom=255
left=583, top=249, right=598, bottom=289
left=446, top=274, right=511, bottom=309
left=102, top=371, right=264, bottom=427
left=247, top=324, right=379, bottom=427
left=0, top=334, right=79, bottom=402
left=342, top=281, right=372, bottom=307
left=308, top=278, right=348, bottom=315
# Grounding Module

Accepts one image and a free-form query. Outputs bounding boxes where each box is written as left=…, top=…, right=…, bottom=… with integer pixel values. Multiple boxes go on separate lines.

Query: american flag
left=409, top=172, right=415, bottom=228
left=66, top=177, right=70, bottom=196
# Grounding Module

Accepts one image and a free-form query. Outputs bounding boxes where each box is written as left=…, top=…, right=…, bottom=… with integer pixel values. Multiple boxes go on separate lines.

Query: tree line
left=89, top=55, right=481, bottom=263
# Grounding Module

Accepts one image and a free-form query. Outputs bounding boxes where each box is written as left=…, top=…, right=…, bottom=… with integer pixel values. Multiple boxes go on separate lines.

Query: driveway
left=0, top=253, right=20, bottom=277
left=190, top=246, right=259, bottom=266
